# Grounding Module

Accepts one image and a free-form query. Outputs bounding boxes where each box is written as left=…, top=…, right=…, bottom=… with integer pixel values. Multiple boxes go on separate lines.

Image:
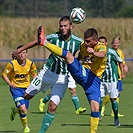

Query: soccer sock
left=102, top=94, right=110, bottom=107
left=111, top=97, right=120, bottom=114
left=99, top=98, right=103, bottom=117
left=20, top=117, right=28, bottom=128
left=72, top=96, right=80, bottom=110
left=39, top=111, right=55, bottom=133
left=45, top=41, right=67, bottom=57
left=43, top=94, right=51, bottom=103
left=90, top=112, right=99, bottom=133
left=111, top=99, right=118, bottom=119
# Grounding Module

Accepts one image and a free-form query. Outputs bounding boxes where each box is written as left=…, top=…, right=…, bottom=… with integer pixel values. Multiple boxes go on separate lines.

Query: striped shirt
left=101, top=48, right=123, bottom=82
left=45, top=32, right=83, bottom=74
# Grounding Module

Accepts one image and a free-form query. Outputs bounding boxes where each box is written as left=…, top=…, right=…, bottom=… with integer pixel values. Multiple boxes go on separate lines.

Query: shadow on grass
left=61, top=123, right=133, bottom=128
left=30, top=111, right=46, bottom=114
left=0, top=131, right=17, bottom=132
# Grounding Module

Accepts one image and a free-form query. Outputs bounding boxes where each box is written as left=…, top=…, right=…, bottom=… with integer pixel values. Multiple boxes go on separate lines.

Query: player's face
left=84, top=36, right=98, bottom=48
left=59, top=20, right=72, bottom=36
left=99, top=39, right=107, bottom=46
left=112, top=40, right=120, bottom=50
left=18, top=50, right=27, bottom=61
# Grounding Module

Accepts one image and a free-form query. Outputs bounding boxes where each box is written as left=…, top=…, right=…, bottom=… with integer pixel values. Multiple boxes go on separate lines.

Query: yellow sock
left=45, top=41, right=63, bottom=56
left=103, top=95, right=110, bottom=107
left=20, top=117, right=28, bottom=128
left=90, top=117, right=99, bottom=133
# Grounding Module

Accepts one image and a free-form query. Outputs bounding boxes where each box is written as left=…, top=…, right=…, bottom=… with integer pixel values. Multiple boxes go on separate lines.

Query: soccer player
left=37, top=27, right=107, bottom=133
left=2, top=45, right=37, bottom=133
left=98, top=36, right=125, bottom=126
left=13, top=16, right=86, bottom=133
left=100, top=37, right=128, bottom=117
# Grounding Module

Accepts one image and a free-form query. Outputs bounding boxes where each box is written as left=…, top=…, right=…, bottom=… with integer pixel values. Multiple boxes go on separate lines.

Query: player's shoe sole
left=76, top=107, right=86, bottom=115
left=39, top=98, right=45, bottom=112
left=10, top=107, right=16, bottom=121
left=38, top=26, right=46, bottom=46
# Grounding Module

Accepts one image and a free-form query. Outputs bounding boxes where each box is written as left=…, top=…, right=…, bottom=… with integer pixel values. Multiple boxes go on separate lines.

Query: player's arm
left=2, top=63, right=17, bottom=88
left=87, top=46, right=106, bottom=58
left=13, top=39, right=38, bottom=58
left=123, top=63, right=128, bottom=73
left=118, top=62, right=126, bottom=79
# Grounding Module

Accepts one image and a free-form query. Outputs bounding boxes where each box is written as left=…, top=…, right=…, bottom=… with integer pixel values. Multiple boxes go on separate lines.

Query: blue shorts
left=68, top=58, right=101, bottom=103
left=10, top=87, right=29, bottom=109
left=118, top=80, right=123, bottom=91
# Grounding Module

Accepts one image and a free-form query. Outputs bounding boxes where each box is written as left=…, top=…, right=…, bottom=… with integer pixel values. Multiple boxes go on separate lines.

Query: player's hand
left=12, top=50, right=19, bottom=59
left=10, top=83, right=17, bottom=88
left=121, top=74, right=126, bottom=79
left=86, top=47, right=94, bottom=54
left=38, top=26, right=43, bottom=44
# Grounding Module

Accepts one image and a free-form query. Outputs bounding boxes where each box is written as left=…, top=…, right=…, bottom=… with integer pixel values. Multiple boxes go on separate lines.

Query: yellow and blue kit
left=3, top=58, right=37, bottom=108
left=68, top=42, right=107, bottom=103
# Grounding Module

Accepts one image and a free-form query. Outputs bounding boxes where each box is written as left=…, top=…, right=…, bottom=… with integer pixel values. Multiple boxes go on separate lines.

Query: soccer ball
left=70, top=7, right=86, bottom=24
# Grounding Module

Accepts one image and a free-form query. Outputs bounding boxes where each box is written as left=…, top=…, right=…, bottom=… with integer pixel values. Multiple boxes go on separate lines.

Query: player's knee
left=48, top=95, right=60, bottom=113
left=19, top=108, right=27, bottom=118
left=69, top=88, right=76, bottom=96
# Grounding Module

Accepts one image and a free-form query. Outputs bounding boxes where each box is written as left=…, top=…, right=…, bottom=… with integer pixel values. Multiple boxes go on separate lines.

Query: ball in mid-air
left=70, top=7, right=86, bottom=24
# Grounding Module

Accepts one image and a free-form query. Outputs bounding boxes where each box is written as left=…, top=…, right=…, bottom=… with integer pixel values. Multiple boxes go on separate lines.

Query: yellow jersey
left=79, top=42, right=107, bottom=78
left=2, top=59, right=37, bottom=88
left=117, top=49, right=125, bottom=80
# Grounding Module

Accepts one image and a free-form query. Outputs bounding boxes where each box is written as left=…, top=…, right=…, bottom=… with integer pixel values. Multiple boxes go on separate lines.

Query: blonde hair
left=112, top=37, right=120, bottom=44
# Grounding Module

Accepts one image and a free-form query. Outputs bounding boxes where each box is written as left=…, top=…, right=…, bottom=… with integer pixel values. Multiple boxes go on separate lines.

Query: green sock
left=43, top=95, right=51, bottom=103
left=72, top=96, right=80, bottom=110
left=39, top=111, right=55, bottom=133
left=111, top=100, right=118, bottom=119
left=99, top=98, right=103, bottom=117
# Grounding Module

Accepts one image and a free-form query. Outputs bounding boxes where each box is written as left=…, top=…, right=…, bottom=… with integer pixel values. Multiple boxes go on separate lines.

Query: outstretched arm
left=13, top=39, right=38, bottom=58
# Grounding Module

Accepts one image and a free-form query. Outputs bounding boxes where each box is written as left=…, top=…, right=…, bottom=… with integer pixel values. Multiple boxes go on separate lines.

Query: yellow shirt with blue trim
left=117, top=49, right=125, bottom=80
left=2, top=59, right=37, bottom=88
left=79, top=42, right=107, bottom=78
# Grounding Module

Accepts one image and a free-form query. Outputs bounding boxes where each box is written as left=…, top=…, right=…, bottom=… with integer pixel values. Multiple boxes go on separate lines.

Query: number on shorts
left=32, top=77, right=41, bottom=86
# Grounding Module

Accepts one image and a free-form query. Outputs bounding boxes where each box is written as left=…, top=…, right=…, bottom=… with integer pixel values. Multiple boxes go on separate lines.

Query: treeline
left=0, top=0, right=133, bottom=18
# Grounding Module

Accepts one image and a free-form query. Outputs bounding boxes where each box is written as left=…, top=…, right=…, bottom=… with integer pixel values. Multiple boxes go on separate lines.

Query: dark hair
left=84, top=28, right=98, bottom=39
left=16, top=45, right=28, bottom=52
left=59, top=15, right=72, bottom=25
left=98, top=36, right=107, bottom=42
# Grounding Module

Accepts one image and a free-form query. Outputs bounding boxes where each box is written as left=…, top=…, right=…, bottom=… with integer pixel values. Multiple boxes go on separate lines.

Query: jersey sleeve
left=2, top=62, right=13, bottom=76
left=114, top=51, right=123, bottom=63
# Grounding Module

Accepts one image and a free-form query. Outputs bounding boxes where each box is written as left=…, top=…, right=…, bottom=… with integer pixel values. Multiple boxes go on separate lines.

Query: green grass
left=0, top=76, right=133, bottom=133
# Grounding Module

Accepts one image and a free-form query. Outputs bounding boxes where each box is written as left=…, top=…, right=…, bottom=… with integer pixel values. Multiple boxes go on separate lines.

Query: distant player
left=98, top=36, right=125, bottom=126
left=100, top=37, right=128, bottom=117
left=2, top=45, right=37, bottom=133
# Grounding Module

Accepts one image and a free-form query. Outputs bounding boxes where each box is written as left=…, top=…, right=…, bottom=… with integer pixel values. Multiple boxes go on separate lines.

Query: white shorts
left=100, top=81, right=118, bottom=98
left=68, top=73, right=76, bottom=88
left=25, top=66, right=68, bottom=100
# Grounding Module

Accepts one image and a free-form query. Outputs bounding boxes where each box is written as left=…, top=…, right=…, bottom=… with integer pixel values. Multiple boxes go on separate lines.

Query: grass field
left=0, top=75, right=133, bottom=133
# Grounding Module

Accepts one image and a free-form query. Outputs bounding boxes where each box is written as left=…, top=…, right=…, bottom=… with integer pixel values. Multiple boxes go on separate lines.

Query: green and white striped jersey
left=45, top=32, right=83, bottom=74
left=101, top=48, right=122, bottom=82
